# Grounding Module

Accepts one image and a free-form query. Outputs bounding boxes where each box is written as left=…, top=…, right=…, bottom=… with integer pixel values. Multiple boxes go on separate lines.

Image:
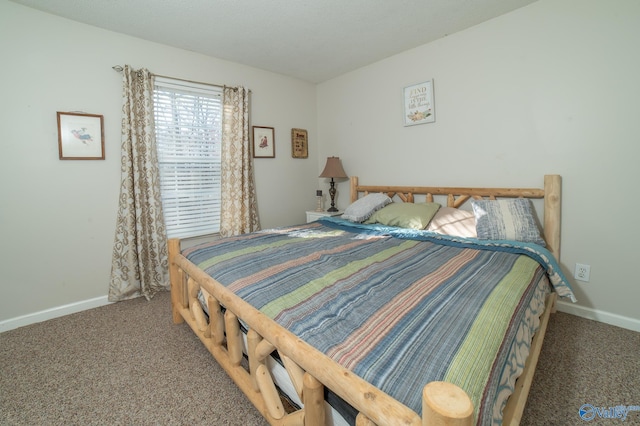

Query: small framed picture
left=57, top=112, right=105, bottom=160
left=252, top=126, right=275, bottom=158
left=291, top=128, right=308, bottom=158
left=403, top=80, right=435, bottom=126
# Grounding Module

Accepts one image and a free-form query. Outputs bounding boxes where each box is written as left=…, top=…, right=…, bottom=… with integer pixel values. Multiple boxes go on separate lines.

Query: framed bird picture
left=57, top=112, right=105, bottom=160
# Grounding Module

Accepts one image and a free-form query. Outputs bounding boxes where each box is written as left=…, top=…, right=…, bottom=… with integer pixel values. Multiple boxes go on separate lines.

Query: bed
left=168, top=174, right=575, bottom=426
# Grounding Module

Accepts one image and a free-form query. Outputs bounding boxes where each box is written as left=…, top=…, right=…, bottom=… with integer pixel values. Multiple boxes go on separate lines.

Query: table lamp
left=319, top=156, right=348, bottom=212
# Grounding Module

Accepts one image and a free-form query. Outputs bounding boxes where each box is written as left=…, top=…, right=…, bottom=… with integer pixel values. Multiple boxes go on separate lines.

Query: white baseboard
left=0, top=296, right=112, bottom=333
left=556, top=301, right=640, bottom=332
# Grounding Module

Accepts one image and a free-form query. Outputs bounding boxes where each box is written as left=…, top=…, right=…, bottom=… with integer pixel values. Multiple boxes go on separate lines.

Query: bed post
left=422, top=382, right=473, bottom=426
left=168, top=238, right=185, bottom=324
left=543, top=175, right=562, bottom=262
left=350, top=176, right=359, bottom=203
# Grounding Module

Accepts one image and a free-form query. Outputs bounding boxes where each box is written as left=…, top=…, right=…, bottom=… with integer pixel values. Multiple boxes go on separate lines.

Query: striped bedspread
left=184, top=218, right=574, bottom=425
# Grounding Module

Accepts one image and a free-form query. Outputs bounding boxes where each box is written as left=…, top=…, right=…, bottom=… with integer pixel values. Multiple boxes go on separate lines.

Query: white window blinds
left=153, top=77, right=223, bottom=239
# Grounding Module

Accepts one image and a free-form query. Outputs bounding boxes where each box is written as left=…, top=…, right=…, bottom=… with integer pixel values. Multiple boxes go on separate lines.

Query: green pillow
left=365, top=202, right=441, bottom=229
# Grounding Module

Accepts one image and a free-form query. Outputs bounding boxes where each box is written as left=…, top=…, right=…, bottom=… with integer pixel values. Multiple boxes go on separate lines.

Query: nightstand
left=306, top=210, right=343, bottom=223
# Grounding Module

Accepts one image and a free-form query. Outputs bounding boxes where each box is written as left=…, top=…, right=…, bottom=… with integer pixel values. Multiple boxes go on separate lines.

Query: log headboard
left=349, top=174, right=562, bottom=261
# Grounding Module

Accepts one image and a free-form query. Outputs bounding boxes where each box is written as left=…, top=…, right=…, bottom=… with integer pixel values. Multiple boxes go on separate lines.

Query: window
left=153, top=77, right=222, bottom=239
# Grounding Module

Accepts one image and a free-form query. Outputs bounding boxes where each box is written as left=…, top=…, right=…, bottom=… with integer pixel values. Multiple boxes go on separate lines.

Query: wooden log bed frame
left=168, top=174, right=562, bottom=426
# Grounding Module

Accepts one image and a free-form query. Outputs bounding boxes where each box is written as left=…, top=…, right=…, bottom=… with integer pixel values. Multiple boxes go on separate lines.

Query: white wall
left=317, top=0, right=640, bottom=328
left=0, top=0, right=318, bottom=323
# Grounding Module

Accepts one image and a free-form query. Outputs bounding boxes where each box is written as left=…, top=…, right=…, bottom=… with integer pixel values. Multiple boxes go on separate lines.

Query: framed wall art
left=403, top=80, right=435, bottom=126
left=291, top=128, right=308, bottom=158
left=252, top=126, right=275, bottom=158
left=57, top=112, right=105, bottom=160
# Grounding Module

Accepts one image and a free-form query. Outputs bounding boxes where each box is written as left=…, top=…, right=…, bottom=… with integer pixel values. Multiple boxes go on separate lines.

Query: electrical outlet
left=574, top=263, right=591, bottom=282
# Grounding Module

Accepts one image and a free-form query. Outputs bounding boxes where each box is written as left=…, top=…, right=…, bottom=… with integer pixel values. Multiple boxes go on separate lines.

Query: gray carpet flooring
left=1, top=291, right=638, bottom=425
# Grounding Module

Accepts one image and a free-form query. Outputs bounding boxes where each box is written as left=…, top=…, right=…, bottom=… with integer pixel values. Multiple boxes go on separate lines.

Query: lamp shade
left=319, top=157, right=348, bottom=178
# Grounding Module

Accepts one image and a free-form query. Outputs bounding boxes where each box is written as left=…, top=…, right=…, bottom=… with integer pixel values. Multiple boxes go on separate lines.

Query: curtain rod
left=112, top=65, right=246, bottom=92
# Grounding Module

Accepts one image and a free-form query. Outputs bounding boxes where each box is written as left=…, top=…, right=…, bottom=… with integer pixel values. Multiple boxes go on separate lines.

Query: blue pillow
left=471, top=198, right=546, bottom=246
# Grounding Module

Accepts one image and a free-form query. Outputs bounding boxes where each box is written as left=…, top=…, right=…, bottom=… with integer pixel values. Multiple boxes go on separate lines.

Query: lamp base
left=327, top=178, right=338, bottom=212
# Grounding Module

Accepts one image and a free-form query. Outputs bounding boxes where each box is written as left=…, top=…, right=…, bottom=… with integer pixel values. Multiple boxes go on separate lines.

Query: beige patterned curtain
left=220, top=86, right=260, bottom=237
left=108, top=65, right=169, bottom=302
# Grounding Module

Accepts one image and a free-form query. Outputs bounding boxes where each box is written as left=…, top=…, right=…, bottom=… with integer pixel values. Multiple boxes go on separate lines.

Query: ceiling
left=12, top=0, right=537, bottom=83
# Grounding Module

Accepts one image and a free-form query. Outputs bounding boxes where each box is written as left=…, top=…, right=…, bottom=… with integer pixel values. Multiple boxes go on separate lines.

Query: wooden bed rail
left=168, top=239, right=474, bottom=426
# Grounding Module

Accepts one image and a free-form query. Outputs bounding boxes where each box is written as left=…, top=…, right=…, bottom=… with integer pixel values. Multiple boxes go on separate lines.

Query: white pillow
left=342, top=193, right=392, bottom=222
left=427, top=207, right=477, bottom=238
